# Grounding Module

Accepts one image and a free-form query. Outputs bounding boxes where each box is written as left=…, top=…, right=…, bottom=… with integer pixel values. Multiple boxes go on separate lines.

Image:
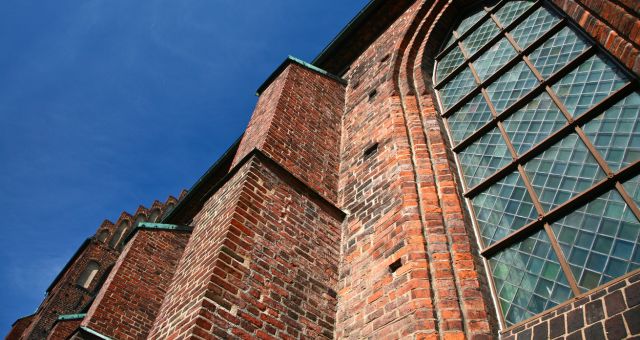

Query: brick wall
left=80, top=228, right=190, bottom=340
left=5, top=316, right=33, bottom=340
left=47, top=318, right=83, bottom=340
left=149, top=154, right=344, bottom=339
left=233, top=61, right=345, bottom=203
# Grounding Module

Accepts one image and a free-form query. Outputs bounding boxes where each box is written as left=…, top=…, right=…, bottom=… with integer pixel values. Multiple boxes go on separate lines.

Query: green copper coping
left=79, top=326, right=113, bottom=340
left=57, top=313, right=86, bottom=321
left=255, top=55, right=346, bottom=96
left=122, top=222, right=193, bottom=244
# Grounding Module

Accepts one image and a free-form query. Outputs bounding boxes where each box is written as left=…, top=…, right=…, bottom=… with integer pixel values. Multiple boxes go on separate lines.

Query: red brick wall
left=80, top=228, right=190, bottom=340
left=149, top=154, right=343, bottom=339
left=47, top=319, right=83, bottom=340
left=5, top=316, right=33, bottom=340
left=233, top=62, right=345, bottom=203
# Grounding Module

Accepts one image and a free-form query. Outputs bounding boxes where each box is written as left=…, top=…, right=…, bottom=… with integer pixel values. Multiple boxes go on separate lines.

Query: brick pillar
left=148, top=57, right=346, bottom=339
left=47, top=317, right=84, bottom=340
left=79, top=227, right=190, bottom=340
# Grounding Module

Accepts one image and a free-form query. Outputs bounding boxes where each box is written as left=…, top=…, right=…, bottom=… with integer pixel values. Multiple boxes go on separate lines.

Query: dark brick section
left=505, top=275, right=640, bottom=339
left=47, top=319, right=83, bottom=340
left=80, top=228, right=191, bottom=340
left=5, top=315, right=34, bottom=340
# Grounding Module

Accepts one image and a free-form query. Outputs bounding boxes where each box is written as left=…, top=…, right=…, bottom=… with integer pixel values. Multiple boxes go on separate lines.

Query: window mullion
left=542, top=223, right=582, bottom=295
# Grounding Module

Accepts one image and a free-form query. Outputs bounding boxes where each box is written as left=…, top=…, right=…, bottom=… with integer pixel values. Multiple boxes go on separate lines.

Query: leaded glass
left=528, top=26, right=589, bottom=78
left=524, top=133, right=605, bottom=211
left=439, top=67, right=478, bottom=110
left=503, top=92, right=567, bottom=155
left=462, top=19, right=500, bottom=56
left=456, top=10, right=487, bottom=36
left=551, top=189, right=640, bottom=292
left=510, top=7, right=561, bottom=49
left=443, top=33, right=458, bottom=51
left=447, top=94, right=493, bottom=145
left=472, top=171, right=538, bottom=246
left=490, top=230, right=574, bottom=326
left=553, top=54, right=629, bottom=116
left=437, top=46, right=465, bottom=83
left=458, top=127, right=512, bottom=188
left=474, top=38, right=518, bottom=81
left=623, top=174, right=640, bottom=209
left=494, top=0, right=534, bottom=28
left=582, top=91, right=640, bottom=171
left=486, top=62, right=539, bottom=113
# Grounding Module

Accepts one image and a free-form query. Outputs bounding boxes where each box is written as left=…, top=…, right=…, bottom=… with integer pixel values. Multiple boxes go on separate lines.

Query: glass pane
left=447, top=94, right=493, bottom=145
left=551, top=189, right=640, bottom=292
left=510, top=7, right=561, bottom=49
left=474, top=38, right=518, bottom=81
left=487, top=62, right=539, bottom=113
left=490, top=230, right=574, bottom=326
left=623, top=174, right=640, bottom=208
left=457, top=9, right=487, bottom=36
left=494, top=0, right=535, bottom=27
left=552, top=54, right=628, bottom=116
left=524, top=133, right=606, bottom=211
left=458, top=126, right=512, bottom=188
left=582, top=91, right=640, bottom=171
left=439, top=67, right=477, bottom=111
left=529, top=26, right=589, bottom=78
left=472, top=171, right=538, bottom=247
left=437, top=46, right=465, bottom=83
left=462, top=19, right=500, bottom=56
left=443, top=33, right=458, bottom=51
left=503, top=92, right=567, bottom=155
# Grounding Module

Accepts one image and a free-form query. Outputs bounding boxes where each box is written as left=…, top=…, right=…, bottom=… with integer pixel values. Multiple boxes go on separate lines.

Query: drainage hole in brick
left=363, top=143, right=379, bottom=159
left=389, top=259, right=402, bottom=273
left=380, top=54, right=390, bottom=63
left=368, top=89, right=377, bottom=101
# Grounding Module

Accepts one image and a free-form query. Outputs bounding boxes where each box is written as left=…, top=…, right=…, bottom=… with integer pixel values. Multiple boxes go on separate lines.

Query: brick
left=584, top=322, right=605, bottom=339
left=624, top=305, right=640, bottom=334
left=549, top=315, right=565, bottom=339
left=604, top=314, right=628, bottom=340
left=627, top=281, right=640, bottom=307
left=567, top=308, right=584, bottom=333
left=585, top=300, right=604, bottom=324
left=605, top=291, right=627, bottom=316
left=532, top=322, right=548, bottom=340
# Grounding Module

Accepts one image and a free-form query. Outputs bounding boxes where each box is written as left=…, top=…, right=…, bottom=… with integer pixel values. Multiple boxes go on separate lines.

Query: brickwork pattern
left=47, top=319, right=83, bottom=340
left=502, top=272, right=640, bottom=339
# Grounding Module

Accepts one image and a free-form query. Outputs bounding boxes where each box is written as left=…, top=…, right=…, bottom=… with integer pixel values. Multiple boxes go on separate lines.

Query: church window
left=433, top=0, right=640, bottom=328
left=77, top=261, right=100, bottom=289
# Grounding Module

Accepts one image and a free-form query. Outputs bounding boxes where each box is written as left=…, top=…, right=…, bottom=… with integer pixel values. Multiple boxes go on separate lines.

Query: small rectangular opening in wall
left=363, top=143, right=379, bottom=159
left=368, top=89, right=378, bottom=101
left=389, top=258, right=402, bottom=273
left=380, top=54, right=390, bottom=63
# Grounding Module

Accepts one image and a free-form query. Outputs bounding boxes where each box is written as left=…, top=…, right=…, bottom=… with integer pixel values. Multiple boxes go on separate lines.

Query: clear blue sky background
left=0, top=0, right=369, bottom=334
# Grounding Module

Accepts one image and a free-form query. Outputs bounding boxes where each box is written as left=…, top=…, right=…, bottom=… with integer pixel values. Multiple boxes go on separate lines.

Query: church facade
left=7, top=0, right=640, bottom=339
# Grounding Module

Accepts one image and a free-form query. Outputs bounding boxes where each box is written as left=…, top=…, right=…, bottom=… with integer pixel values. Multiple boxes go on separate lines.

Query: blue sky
left=0, top=0, right=368, bottom=334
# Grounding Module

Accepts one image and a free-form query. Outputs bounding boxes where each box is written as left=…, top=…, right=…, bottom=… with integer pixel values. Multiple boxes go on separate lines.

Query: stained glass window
left=434, top=0, right=639, bottom=328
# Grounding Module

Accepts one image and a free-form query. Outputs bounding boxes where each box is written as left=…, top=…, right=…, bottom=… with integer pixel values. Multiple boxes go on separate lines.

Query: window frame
left=432, top=0, right=640, bottom=330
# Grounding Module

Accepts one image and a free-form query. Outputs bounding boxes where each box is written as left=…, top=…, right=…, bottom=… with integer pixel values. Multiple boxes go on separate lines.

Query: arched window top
left=148, top=210, right=160, bottom=223
left=96, top=229, right=110, bottom=243
left=77, top=261, right=100, bottom=289
left=433, top=0, right=640, bottom=328
left=109, top=221, right=131, bottom=249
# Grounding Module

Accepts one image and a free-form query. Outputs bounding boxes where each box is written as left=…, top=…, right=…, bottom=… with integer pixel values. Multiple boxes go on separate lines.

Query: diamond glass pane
left=439, top=67, right=477, bottom=111
left=474, top=38, right=518, bottom=81
left=443, top=33, right=458, bottom=50
left=510, top=7, right=561, bottom=49
left=490, top=230, right=574, bottom=326
left=551, top=189, right=640, bottom=292
left=524, top=133, right=606, bottom=211
left=623, top=174, right=640, bottom=208
left=447, top=94, right=493, bottom=145
left=582, top=91, right=640, bottom=172
left=456, top=9, right=487, bottom=36
left=487, top=62, right=539, bottom=113
left=529, top=26, right=589, bottom=78
left=552, top=54, right=628, bottom=116
left=437, top=46, right=465, bottom=83
left=503, top=92, right=567, bottom=155
left=462, top=19, right=500, bottom=56
left=494, top=0, right=535, bottom=27
left=458, top=127, right=512, bottom=188
left=471, top=171, right=538, bottom=247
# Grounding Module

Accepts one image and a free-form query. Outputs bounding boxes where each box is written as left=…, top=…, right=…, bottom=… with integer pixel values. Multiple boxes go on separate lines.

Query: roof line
left=255, top=56, right=346, bottom=96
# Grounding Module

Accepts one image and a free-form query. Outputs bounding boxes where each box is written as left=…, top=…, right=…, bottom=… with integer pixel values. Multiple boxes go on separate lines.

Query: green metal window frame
left=432, top=0, right=640, bottom=330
